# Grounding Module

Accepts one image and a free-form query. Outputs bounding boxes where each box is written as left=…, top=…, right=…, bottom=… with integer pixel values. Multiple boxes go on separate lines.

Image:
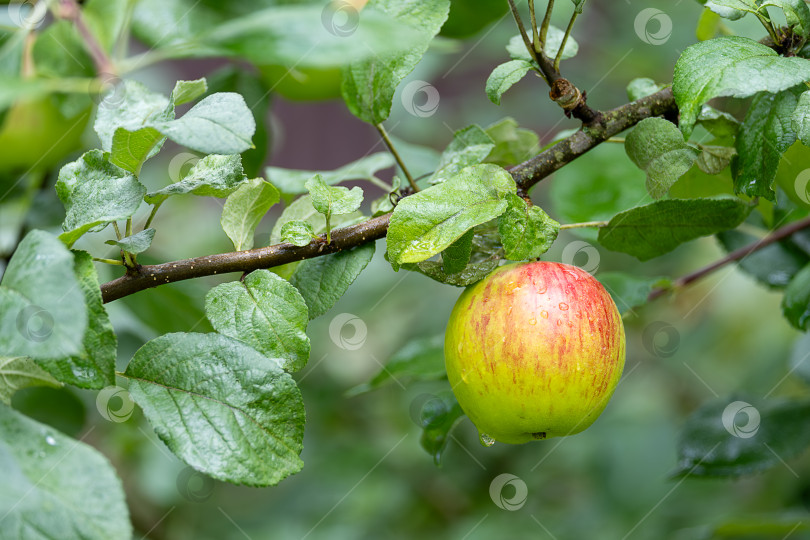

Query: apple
left=444, top=261, right=625, bottom=444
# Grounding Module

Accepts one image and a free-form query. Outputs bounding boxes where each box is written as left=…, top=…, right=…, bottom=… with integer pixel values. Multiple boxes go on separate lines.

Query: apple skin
left=444, top=261, right=625, bottom=444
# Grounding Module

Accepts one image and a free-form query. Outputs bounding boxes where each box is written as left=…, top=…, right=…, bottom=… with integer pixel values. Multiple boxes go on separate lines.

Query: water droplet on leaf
left=479, top=432, right=496, bottom=447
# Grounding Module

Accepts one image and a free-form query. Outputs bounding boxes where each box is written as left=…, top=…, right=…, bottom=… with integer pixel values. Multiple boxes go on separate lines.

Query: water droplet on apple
left=556, top=320, right=562, bottom=326
left=559, top=302, right=569, bottom=311
left=528, top=318, right=537, bottom=325
left=576, top=362, right=581, bottom=371
left=536, top=284, right=547, bottom=294
left=507, top=306, right=513, bottom=315
left=502, top=336, right=507, bottom=342
left=567, top=321, right=574, bottom=327
left=479, top=432, right=496, bottom=447
left=457, top=343, right=463, bottom=354
left=576, top=311, right=583, bottom=318
left=540, top=310, right=548, bottom=319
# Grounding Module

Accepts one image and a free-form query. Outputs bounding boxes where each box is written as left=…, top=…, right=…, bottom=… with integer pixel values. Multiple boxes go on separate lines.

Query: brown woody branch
left=100, top=87, right=677, bottom=303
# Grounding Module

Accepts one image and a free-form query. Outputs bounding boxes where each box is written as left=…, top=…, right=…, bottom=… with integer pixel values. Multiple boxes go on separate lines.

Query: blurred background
left=4, top=1, right=810, bottom=538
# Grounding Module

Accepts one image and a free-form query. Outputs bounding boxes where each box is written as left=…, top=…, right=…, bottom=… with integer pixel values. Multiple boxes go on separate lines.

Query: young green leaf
left=673, top=36, right=810, bottom=136
left=290, top=243, right=376, bottom=319
left=414, top=391, right=465, bottom=465
left=696, top=105, right=741, bottom=138
left=760, top=0, right=810, bottom=37
left=93, top=80, right=172, bottom=152
left=153, top=92, right=256, bottom=154
left=109, top=126, right=165, bottom=174
left=170, top=78, right=208, bottom=106
left=387, top=164, right=516, bottom=264
left=341, top=0, right=450, bottom=124
left=266, top=153, right=394, bottom=195
left=347, top=335, right=446, bottom=396
left=205, top=270, right=310, bottom=372
left=36, top=251, right=117, bottom=389
left=0, top=357, right=62, bottom=405
left=486, top=59, right=534, bottom=105
left=105, top=228, right=156, bottom=255
left=626, top=78, right=665, bottom=101
left=733, top=88, right=801, bottom=201
left=498, top=194, right=560, bottom=260
left=625, top=118, right=698, bottom=199
left=281, top=221, right=316, bottom=247
left=403, top=258, right=501, bottom=287
left=598, top=198, right=751, bottom=260
left=441, top=230, right=474, bottom=274
left=674, top=397, right=810, bottom=477
left=702, top=0, right=759, bottom=20
left=145, top=154, right=248, bottom=204
left=0, top=230, right=86, bottom=359
left=506, top=28, right=578, bottom=63
left=56, top=150, right=146, bottom=246
left=0, top=405, right=132, bottom=538
left=782, top=263, right=810, bottom=330
left=125, top=332, right=305, bottom=486
left=429, top=125, right=496, bottom=185
left=484, top=117, right=540, bottom=167
left=305, top=175, right=364, bottom=242
left=221, top=178, right=280, bottom=251
left=793, top=90, right=810, bottom=146
left=696, top=145, right=736, bottom=175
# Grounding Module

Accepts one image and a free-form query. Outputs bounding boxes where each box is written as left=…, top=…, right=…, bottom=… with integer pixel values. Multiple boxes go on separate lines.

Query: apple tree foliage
left=3, top=0, right=810, bottom=534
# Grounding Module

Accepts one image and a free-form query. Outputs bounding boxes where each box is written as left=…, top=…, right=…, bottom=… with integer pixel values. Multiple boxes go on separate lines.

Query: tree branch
left=100, top=87, right=677, bottom=304
left=58, top=0, right=115, bottom=75
left=648, top=215, right=810, bottom=301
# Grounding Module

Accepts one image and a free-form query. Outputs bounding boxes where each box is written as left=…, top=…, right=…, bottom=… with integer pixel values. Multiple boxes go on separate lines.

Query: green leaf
left=105, top=228, right=155, bottom=255
left=696, top=144, right=737, bottom=175
left=205, top=270, right=310, bottom=372
left=626, top=78, right=665, bottom=101
left=498, top=194, right=560, bottom=260
left=550, top=144, right=651, bottom=240
left=56, top=150, right=146, bottom=246
left=674, top=397, right=810, bottom=477
left=788, top=331, right=810, bottom=385
left=387, top=164, right=516, bottom=264
left=697, top=105, right=741, bottom=139
left=93, top=80, right=172, bottom=153
left=153, top=92, right=256, bottom=154
left=221, top=178, right=280, bottom=251
left=280, top=221, right=316, bottom=247
left=673, top=37, right=810, bottom=136
left=625, top=118, right=698, bottom=199
left=486, top=60, right=534, bottom=105
left=82, top=0, right=130, bottom=52
left=290, top=243, right=376, bottom=320
left=429, top=125, right=496, bottom=185
left=270, top=195, right=326, bottom=245
left=598, top=198, right=751, bottom=260
left=171, top=78, right=208, bottom=106
left=125, top=332, right=305, bottom=486
left=305, top=175, right=364, bottom=233
left=0, top=357, right=62, bottom=405
left=348, top=335, right=446, bottom=395
left=783, top=263, right=810, bottom=329
left=415, top=391, right=465, bottom=465
left=37, top=251, right=116, bottom=389
left=597, top=273, right=670, bottom=315
left=703, top=0, right=759, bottom=20
left=109, top=126, right=165, bottom=174
left=266, top=153, right=395, bottom=195
left=761, top=0, right=810, bottom=37
left=733, top=88, right=802, bottom=201
left=0, top=405, right=132, bottom=538
left=484, top=117, right=540, bottom=167
left=0, top=230, right=86, bottom=359
left=441, top=230, right=474, bottom=274
left=145, top=154, right=248, bottom=204
left=793, top=90, right=810, bottom=146
left=718, top=228, right=809, bottom=288
left=341, top=0, right=450, bottom=124
left=505, top=28, right=578, bottom=63
left=696, top=9, right=725, bottom=41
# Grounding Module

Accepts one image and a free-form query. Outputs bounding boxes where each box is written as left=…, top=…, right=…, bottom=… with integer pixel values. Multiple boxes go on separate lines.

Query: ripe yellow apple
left=444, top=261, right=626, bottom=444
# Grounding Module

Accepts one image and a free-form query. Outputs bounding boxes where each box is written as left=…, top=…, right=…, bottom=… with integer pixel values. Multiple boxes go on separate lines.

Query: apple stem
left=560, top=221, right=609, bottom=230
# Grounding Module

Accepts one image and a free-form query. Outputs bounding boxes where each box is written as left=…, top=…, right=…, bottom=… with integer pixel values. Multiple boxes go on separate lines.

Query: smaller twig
left=376, top=124, right=419, bottom=192
left=529, top=0, right=539, bottom=45
left=93, top=257, right=125, bottom=266
left=539, top=0, right=556, bottom=48
left=648, top=215, right=810, bottom=301
left=559, top=220, right=608, bottom=230
left=143, top=202, right=162, bottom=231
left=755, top=11, right=781, bottom=44
left=112, top=222, right=123, bottom=240
left=507, top=0, right=535, bottom=60
left=58, top=0, right=115, bottom=75
left=554, top=9, right=579, bottom=71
